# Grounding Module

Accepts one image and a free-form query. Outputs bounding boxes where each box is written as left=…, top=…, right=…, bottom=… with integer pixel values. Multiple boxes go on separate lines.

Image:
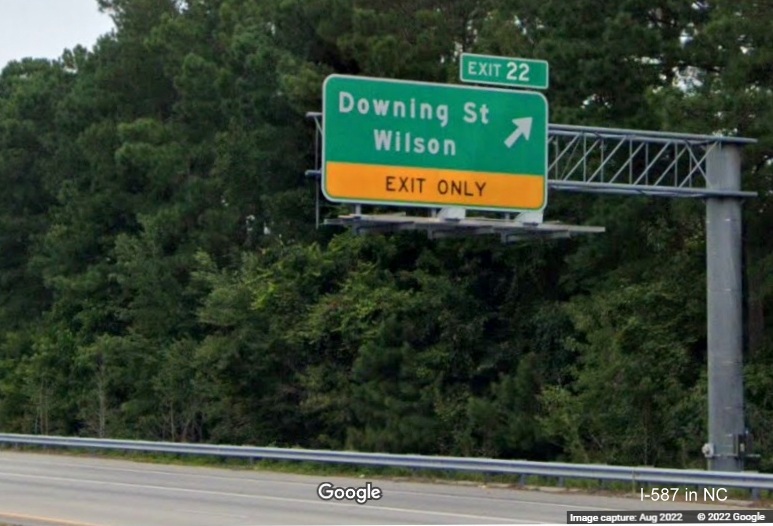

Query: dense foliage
left=1, top=0, right=771, bottom=470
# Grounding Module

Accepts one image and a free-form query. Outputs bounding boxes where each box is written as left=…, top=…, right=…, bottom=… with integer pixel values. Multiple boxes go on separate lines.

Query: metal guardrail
left=0, top=433, right=770, bottom=495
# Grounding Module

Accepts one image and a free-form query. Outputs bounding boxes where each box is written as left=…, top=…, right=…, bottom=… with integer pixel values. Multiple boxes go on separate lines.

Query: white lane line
left=187, top=510, right=248, bottom=519
left=0, top=511, right=106, bottom=526
left=0, top=457, right=317, bottom=486
left=383, top=491, right=614, bottom=510
left=0, top=471, right=533, bottom=523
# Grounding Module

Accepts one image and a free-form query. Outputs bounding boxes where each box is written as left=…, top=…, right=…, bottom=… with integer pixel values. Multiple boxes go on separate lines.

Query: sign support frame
left=306, top=110, right=758, bottom=472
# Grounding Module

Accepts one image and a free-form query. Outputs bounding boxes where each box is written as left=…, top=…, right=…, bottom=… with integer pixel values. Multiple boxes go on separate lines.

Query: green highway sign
left=322, top=74, right=548, bottom=212
left=459, top=53, right=549, bottom=90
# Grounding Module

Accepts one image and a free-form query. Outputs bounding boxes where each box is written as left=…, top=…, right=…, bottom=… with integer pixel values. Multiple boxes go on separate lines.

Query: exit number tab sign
left=460, top=53, right=549, bottom=90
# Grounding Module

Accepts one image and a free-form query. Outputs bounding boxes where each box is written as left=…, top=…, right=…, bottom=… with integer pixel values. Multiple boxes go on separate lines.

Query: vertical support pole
left=314, top=114, right=322, bottom=229
left=315, top=181, right=320, bottom=229
left=705, top=144, right=744, bottom=471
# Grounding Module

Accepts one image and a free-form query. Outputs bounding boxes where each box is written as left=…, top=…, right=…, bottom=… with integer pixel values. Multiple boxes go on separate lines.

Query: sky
left=0, top=0, right=115, bottom=68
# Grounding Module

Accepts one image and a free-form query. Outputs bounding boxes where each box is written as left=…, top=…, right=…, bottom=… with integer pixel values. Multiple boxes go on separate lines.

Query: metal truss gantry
left=548, top=124, right=756, bottom=198
left=305, top=110, right=758, bottom=473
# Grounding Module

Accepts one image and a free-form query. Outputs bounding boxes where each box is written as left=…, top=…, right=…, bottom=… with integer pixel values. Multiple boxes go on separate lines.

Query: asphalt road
left=0, top=451, right=747, bottom=525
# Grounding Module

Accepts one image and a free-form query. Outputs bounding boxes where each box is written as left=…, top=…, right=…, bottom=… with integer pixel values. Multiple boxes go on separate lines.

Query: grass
left=2, top=444, right=771, bottom=506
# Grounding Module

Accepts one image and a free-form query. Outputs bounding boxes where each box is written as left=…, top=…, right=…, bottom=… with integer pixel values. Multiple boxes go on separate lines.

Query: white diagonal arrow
left=504, top=117, right=533, bottom=148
